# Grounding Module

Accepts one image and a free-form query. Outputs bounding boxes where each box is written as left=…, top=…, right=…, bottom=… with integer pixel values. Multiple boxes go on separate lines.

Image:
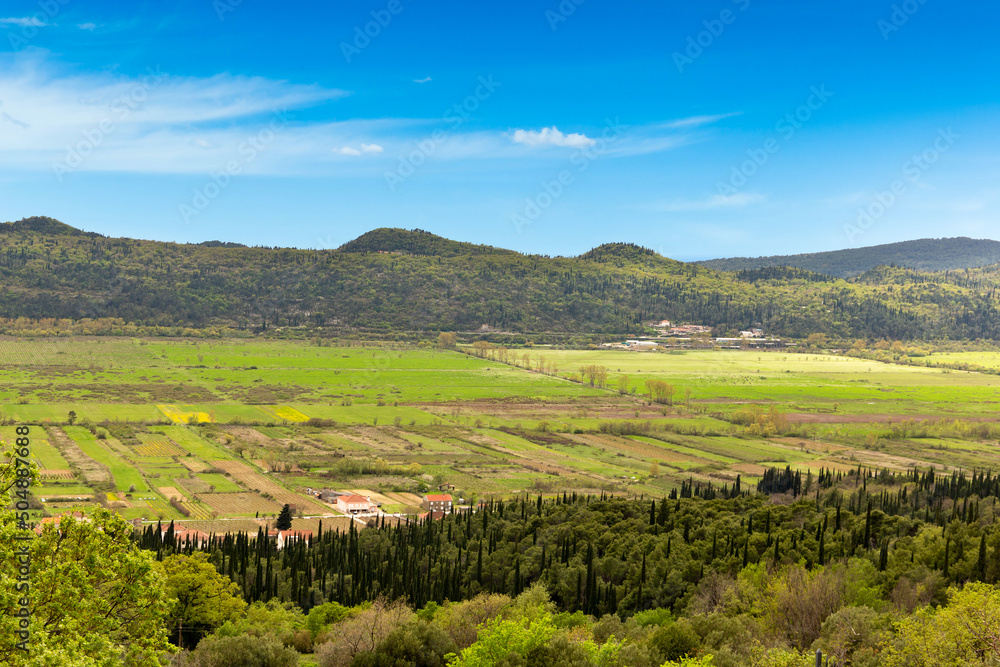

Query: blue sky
left=0, top=0, right=997, bottom=260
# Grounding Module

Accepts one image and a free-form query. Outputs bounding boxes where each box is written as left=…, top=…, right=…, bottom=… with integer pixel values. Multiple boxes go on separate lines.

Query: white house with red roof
left=33, top=511, right=88, bottom=535
left=160, top=522, right=211, bottom=548
left=275, top=529, right=313, bottom=549
left=336, top=494, right=375, bottom=514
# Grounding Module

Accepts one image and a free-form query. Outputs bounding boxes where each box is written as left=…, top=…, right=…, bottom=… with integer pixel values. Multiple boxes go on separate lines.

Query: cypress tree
left=477, top=539, right=483, bottom=585
left=276, top=504, right=293, bottom=531
left=978, top=534, right=987, bottom=580
left=944, top=538, right=950, bottom=579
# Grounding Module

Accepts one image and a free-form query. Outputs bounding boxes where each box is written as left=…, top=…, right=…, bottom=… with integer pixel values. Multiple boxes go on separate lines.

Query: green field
left=7, top=337, right=1000, bottom=522
left=0, top=339, right=599, bottom=408
left=921, top=349, right=1000, bottom=370
left=0, top=426, right=70, bottom=469
left=64, top=426, right=151, bottom=493
left=194, top=473, right=243, bottom=493
left=149, top=425, right=235, bottom=460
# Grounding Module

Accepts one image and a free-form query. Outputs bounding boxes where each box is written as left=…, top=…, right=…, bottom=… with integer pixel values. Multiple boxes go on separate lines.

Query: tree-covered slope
left=2, top=217, right=1000, bottom=340
left=699, top=237, right=1000, bottom=278
left=339, top=227, right=512, bottom=257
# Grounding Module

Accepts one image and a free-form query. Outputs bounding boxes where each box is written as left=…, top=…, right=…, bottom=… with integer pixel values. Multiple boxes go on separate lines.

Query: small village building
left=33, top=511, right=88, bottom=535
left=156, top=522, right=211, bottom=548
left=422, top=494, right=453, bottom=513
left=336, top=494, right=375, bottom=514
left=275, top=529, right=313, bottom=550
left=625, top=340, right=659, bottom=349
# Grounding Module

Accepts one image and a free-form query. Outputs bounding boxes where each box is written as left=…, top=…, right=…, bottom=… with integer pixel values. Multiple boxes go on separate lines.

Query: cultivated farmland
left=6, top=337, right=1000, bottom=526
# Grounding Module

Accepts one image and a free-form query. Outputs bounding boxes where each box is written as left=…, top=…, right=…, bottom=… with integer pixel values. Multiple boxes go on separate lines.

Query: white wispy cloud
left=77, top=22, right=98, bottom=31
left=0, top=57, right=701, bottom=177
left=337, top=143, right=383, bottom=156
left=510, top=126, right=596, bottom=148
left=647, top=192, right=765, bottom=212
left=0, top=57, right=352, bottom=174
left=660, top=112, right=742, bottom=130
left=413, top=77, right=432, bottom=84
left=0, top=17, right=47, bottom=27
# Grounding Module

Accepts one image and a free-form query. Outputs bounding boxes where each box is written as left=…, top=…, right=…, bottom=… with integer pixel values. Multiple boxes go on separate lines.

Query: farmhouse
left=625, top=340, right=659, bottom=349
left=422, top=494, right=452, bottom=513
left=275, top=529, right=313, bottom=550
left=336, top=494, right=376, bottom=514
left=156, top=522, right=211, bottom=548
left=667, top=324, right=712, bottom=335
left=33, top=511, right=88, bottom=535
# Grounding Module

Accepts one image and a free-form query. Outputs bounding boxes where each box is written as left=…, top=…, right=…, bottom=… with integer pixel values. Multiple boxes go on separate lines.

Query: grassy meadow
left=4, top=336, right=1000, bottom=529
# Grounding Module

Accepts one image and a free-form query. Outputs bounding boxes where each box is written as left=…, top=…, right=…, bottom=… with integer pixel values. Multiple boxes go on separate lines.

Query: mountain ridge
left=3, top=216, right=1000, bottom=340
left=698, top=237, right=1000, bottom=278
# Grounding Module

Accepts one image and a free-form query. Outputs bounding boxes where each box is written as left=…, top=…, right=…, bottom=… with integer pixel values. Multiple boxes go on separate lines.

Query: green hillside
left=699, top=237, right=1000, bottom=278
left=2, top=217, right=1000, bottom=340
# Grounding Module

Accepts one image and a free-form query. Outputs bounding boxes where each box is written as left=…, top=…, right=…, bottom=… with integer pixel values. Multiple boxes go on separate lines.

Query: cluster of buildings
left=306, top=487, right=455, bottom=518
left=597, top=320, right=785, bottom=350
left=307, top=488, right=379, bottom=514
left=37, top=491, right=459, bottom=552
left=652, top=320, right=714, bottom=336
left=155, top=522, right=313, bottom=549
left=36, top=513, right=312, bottom=551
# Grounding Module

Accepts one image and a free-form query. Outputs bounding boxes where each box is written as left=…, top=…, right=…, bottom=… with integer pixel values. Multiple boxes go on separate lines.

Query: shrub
left=650, top=619, right=701, bottom=663
left=178, top=634, right=298, bottom=667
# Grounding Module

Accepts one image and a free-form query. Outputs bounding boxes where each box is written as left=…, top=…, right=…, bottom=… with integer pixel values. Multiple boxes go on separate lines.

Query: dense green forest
left=698, top=237, right=1000, bottom=278
left=4, top=218, right=1000, bottom=340
left=9, top=451, right=1000, bottom=666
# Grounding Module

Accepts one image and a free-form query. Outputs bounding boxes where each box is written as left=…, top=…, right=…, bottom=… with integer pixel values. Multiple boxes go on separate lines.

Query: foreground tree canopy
left=9, top=445, right=1000, bottom=665
left=1, top=444, right=173, bottom=666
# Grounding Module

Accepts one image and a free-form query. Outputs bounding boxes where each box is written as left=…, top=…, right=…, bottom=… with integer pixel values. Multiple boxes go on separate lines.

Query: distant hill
left=0, top=216, right=103, bottom=237
left=578, top=243, right=688, bottom=274
left=339, top=228, right=511, bottom=257
left=3, top=218, right=1000, bottom=340
left=699, top=237, right=1000, bottom=278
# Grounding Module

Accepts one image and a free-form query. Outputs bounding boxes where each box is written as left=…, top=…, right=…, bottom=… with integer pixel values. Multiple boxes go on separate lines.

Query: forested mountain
left=3, top=217, right=1000, bottom=340
left=339, top=227, right=512, bottom=257
left=0, top=215, right=103, bottom=238
left=699, top=237, right=1000, bottom=278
